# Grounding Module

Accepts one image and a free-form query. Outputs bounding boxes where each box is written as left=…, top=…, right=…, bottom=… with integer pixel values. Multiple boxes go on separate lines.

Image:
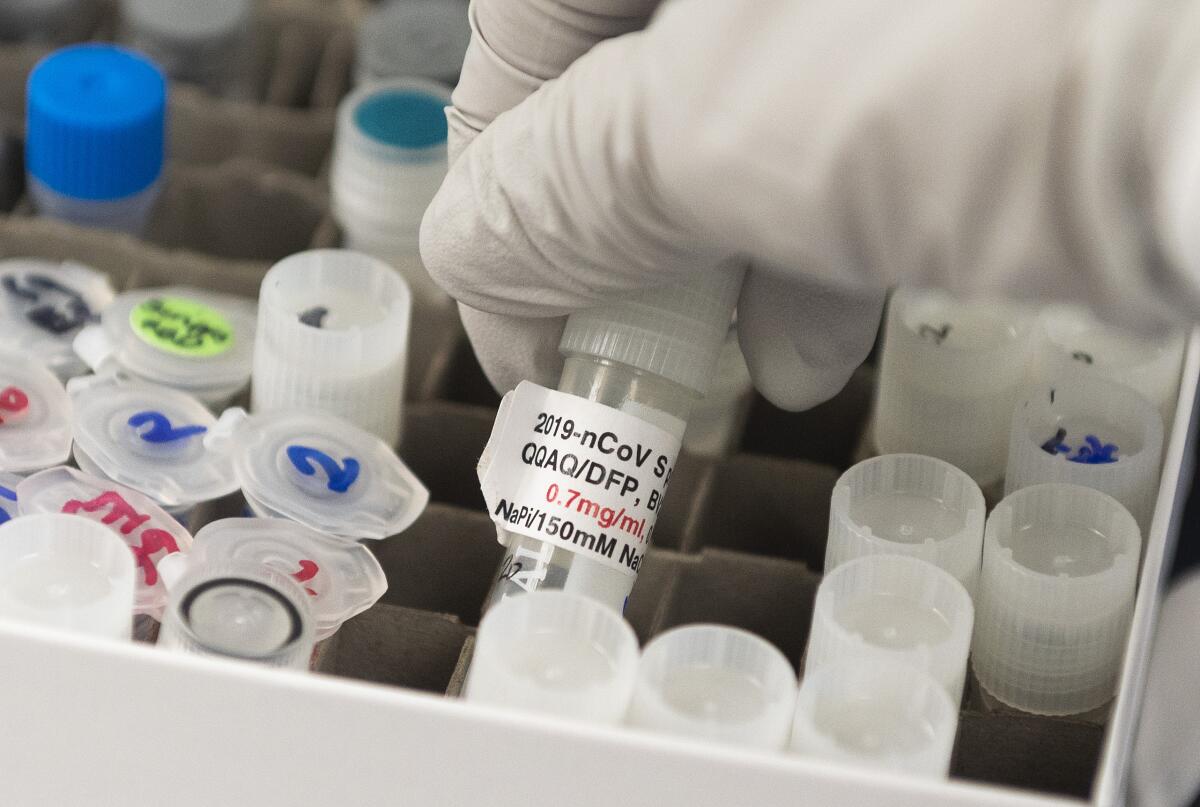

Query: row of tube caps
left=465, top=475, right=1141, bottom=779
left=0, top=248, right=434, bottom=663
left=1, top=0, right=469, bottom=99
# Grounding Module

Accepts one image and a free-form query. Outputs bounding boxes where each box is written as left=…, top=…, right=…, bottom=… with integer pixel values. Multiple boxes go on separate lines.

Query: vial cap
left=356, top=0, right=469, bottom=87
left=560, top=263, right=744, bottom=396
left=873, top=288, right=1034, bottom=485
left=26, top=44, right=166, bottom=200
left=0, top=258, right=114, bottom=380
left=120, top=0, right=251, bottom=44
left=465, top=591, right=639, bottom=725
left=0, top=349, right=72, bottom=473
left=66, top=374, right=237, bottom=508
left=1032, top=305, right=1185, bottom=426
left=157, top=559, right=315, bottom=669
left=627, top=624, right=797, bottom=750
left=972, top=483, right=1140, bottom=715
left=210, top=409, right=428, bottom=540
left=186, top=518, right=387, bottom=640
left=81, top=286, right=257, bottom=401
left=825, top=454, right=986, bottom=594
left=252, top=250, right=411, bottom=446
left=16, top=466, right=193, bottom=618
left=791, top=659, right=958, bottom=778
left=1006, top=376, right=1164, bottom=534
left=0, top=512, right=136, bottom=640
left=806, top=554, right=975, bottom=704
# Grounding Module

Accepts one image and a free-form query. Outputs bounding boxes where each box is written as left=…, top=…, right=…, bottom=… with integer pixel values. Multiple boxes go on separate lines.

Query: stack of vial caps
left=0, top=40, right=443, bottom=668
left=0, top=233, right=431, bottom=667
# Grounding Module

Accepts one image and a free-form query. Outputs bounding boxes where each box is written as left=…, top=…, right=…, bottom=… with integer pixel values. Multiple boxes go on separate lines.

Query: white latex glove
left=423, top=0, right=1200, bottom=406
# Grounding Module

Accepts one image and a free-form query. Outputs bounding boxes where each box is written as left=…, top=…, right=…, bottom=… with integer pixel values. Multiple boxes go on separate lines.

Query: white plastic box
left=0, top=331, right=1192, bottom=807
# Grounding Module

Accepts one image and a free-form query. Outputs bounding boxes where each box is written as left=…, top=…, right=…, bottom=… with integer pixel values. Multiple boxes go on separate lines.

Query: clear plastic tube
left=485, top=356, right=694, bottom=613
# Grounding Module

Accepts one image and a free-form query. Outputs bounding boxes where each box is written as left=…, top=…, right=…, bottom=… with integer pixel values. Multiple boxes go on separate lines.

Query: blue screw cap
left=354, top=88, right=448, bottom=151
left=26, top=44, right=167, bottom=201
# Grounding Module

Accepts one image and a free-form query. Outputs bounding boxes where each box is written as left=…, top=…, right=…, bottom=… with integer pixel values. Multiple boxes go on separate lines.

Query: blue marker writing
left=286, top=446, right=361, bottom=493
left=128, top=410, right=208, bottom=444
left=0, top=484, right=17, bottom=524
left=1041, top=429, right=1118, bottom=464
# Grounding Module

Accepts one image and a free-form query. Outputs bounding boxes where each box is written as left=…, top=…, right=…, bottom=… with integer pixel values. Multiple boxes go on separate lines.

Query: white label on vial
left=478, top=381, right=681, bottom=577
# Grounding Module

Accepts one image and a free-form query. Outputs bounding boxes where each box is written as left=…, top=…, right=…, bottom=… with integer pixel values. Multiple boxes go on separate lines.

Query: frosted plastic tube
left=158, top=561, right=315, bottom=669
left=790, top=660, right=958, bottom=778
left=464, top=590, right=639, bottom=724
left=805, top=555, right=974, bottom=704
left=252, top=250, right=411, bottom=447
left=971, top=483, right=1140, bottom=715
left=0, top=513, right=135, bottom=639
left=1031, top=304, right=1185, bottom=428
left=1006, top=376, right=1164, bottom=535
left=873, top=288, right=1033, bottom=485
left=355, top=0, right=470, bottom=87
left=825, top=454, right=985, bottom=594
left=627, top=624, right=796, bottom=750
left=332, top=80, right=454, bottom=314
left=118, top=0, right=253, bottom=97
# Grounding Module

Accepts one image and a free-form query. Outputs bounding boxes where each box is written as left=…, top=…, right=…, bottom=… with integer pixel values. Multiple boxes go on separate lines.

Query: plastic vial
left=332, top=80, right=453, bottom=316
left=118, top=0, right=253, bottom=98
left=1006, top=376, right=1164, bottom=534
left=464, top=590, right=639, bottom=724
left=26, top=44, right=166, bottom=236
left=16, top=466, right=193, bottom=620
left=626, top=624, right=796, bottom=750
left=824, top=454, right=986, bottom=594
left=0, top=258, right=115, bottom=381
left=681, top=325, right=754, bottom=457
left=0, top=513, right=136, bottom=640
left=210, top=408, right=428, bottom=541
left=185, top=517, right=387, bottom=640
left=0, top=0, right=86, bottom=41
left=355, top=0, right=470, bottom=88
left=74, top=286, right=258, bottom=409
left=1031, top=304, right=1185, bottom=429
left=66, top=374, right=238, bottom=525
left=971, top=483, right=1140, bottom=715
left=805, top=554, right=974, bottom=704
left=157, top=561, right=316, bottom=669
left=252, top=250, right=412, bottom=447
left=790, top=659, right=958, bottom=778
left=873, top=288, right=1033, bottom=486
left=0, top=348, right=73, bottom=473
left=484, top=267, right=743, bottom=613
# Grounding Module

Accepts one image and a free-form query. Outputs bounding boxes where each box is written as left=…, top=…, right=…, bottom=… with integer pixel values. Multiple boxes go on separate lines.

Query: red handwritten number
left=545, top=483, right=558, bottom=503
left=62, top=491, right=151, bottom=534
left=131, top=529, right=179, bottom=586
left=0, top=386, right=28, bottom=425
left=292, top=560, right=319, bottom=597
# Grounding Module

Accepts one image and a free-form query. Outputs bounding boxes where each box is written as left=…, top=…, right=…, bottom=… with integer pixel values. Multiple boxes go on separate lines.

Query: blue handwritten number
left=127, top=411, right=208, bottom=444
left=0, top=485, right=16, bottom=525
left=286, top=445, right=361, bottom=493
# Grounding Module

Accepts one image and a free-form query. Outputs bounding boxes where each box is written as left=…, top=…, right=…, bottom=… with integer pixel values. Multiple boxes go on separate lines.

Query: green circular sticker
left=130, top=297, right=234, bottom=358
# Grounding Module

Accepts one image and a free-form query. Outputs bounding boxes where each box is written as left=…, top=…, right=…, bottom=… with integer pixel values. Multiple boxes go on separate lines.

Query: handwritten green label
left=130, top=297, right=233, bottom=357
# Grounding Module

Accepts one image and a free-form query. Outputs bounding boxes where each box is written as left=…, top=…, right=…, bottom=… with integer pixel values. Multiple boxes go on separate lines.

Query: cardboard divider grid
left=0, top=4, right=1136, bottom=800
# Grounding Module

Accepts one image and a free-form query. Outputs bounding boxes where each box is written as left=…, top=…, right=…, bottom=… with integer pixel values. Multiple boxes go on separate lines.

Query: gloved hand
left=422, top=0, right=1200, bottom=405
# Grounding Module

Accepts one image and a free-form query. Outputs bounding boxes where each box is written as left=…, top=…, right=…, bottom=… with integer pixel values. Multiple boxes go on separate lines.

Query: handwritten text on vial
left=478, top=382, right=681, bottom=577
